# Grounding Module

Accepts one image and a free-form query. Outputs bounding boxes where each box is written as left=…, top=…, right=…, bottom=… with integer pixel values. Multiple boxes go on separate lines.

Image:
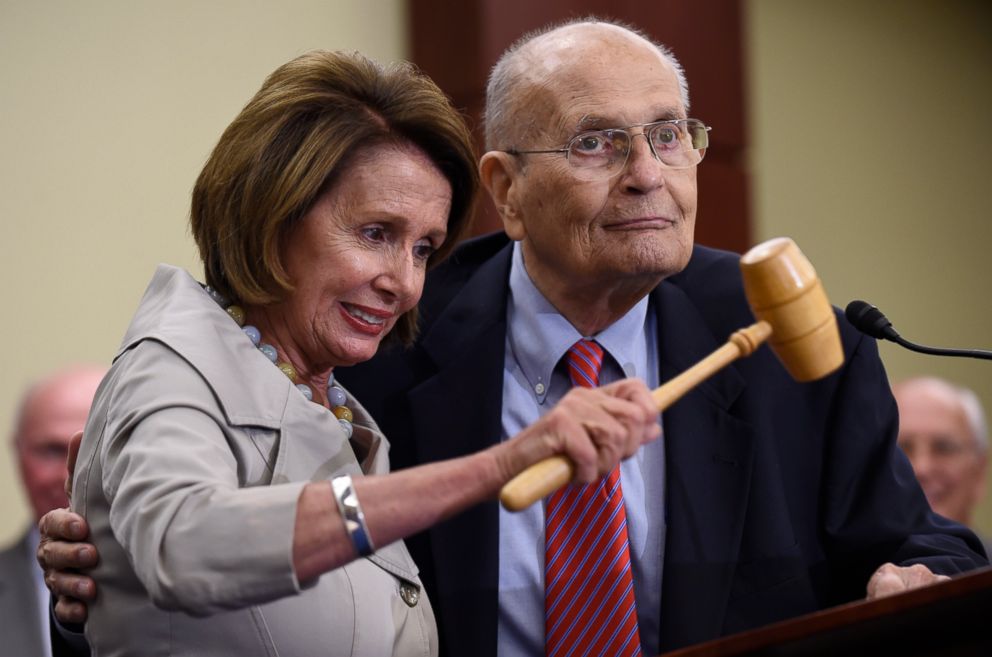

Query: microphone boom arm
left=845, top=299, right=992, bottom=361
left=889, top=335, right=992, bottom=361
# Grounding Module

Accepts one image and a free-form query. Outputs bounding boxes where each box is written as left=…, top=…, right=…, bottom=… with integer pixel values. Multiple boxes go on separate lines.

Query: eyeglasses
left=502, top=118, right=711, bottom=181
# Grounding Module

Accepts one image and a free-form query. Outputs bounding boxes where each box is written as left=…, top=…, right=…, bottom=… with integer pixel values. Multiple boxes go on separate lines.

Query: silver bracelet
left=330, top=475, right=375, bottom=557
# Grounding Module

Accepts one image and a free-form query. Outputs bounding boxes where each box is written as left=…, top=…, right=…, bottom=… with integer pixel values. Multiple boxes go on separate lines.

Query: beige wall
left=748, top=1, right=992, bottom=534
left=0, top=0, right=407, bottom=546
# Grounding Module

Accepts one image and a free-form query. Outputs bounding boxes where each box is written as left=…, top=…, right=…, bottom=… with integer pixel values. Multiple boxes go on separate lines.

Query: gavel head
left=740, top=237, right=843, bottom=382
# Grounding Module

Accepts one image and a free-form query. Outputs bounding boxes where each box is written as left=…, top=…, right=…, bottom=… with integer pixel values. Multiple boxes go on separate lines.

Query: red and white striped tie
left=544, top=339, right=642, bottom=656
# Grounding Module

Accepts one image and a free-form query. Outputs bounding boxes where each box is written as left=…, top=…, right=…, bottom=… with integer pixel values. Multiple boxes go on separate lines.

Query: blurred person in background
left=894, top=376, right=990, bottom=554
left=0, top=365, right=104, bottom=657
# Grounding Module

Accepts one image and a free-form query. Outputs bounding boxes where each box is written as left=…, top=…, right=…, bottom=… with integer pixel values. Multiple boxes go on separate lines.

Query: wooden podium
left=660, top=567, right=992, bottom=657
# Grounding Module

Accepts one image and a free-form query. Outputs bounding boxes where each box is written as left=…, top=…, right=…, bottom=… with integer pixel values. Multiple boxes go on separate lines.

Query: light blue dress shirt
left=497, top=242, right=666, bottom=656
left=30, top=527, right=54, bottom=656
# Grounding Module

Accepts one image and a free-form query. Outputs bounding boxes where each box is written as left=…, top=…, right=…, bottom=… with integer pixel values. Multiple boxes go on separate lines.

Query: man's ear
left=480, top=151, right=526, bottom=241
left=974, top=452, right=988, bottom=501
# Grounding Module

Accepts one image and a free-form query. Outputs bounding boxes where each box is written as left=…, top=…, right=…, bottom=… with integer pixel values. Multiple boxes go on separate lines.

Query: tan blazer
left=72, top=265, right=437, bottom=657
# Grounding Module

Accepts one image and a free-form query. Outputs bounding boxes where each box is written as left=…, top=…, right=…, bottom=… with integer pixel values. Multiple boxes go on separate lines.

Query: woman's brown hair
left=190, top=50, right=478, bottom=344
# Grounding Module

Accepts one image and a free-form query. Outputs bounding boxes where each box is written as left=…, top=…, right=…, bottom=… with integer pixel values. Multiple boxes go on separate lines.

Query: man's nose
left=912, top=451, right=937, bottom=480
left=621, top=132, right=665, bottom=192
left=40, top=462, right=69, bottom=488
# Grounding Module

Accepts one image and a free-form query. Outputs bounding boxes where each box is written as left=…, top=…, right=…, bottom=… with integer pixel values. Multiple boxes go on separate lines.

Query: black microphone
left=845, top=300, right=992, bottom=361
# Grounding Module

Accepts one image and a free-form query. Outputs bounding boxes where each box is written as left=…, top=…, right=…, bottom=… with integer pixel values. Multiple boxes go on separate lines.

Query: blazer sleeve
left=74, top=341, right=307, bottom=616
left=819, top=331, right=987, bottom=598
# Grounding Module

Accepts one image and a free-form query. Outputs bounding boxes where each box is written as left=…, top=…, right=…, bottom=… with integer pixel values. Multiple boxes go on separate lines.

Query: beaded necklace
left=205, top=285, right=354, bottom=439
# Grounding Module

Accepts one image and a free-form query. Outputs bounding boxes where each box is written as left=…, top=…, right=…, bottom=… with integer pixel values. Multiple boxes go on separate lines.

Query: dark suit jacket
left=338, top=232, right=987, bottom=656
left=0, top=528, right=47, bottom=657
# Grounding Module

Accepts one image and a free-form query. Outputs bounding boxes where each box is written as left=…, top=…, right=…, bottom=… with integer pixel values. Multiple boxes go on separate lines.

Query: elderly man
left=341, top=19, right=985, bottom=654
left=39, top=18, right=985, bottom=657
left=893, top=377, right=989, bottom=540
left=0, top=366, right=104, bottom=656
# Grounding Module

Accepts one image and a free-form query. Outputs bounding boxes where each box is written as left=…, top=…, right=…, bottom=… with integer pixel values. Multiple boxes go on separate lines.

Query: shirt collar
left=506, top=242, right=651, bottom=399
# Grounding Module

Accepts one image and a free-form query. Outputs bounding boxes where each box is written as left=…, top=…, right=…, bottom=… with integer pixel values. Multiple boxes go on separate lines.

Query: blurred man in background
left=894, top=376, right=989, bottom=552
left=0, top=366, right=104, bottom=657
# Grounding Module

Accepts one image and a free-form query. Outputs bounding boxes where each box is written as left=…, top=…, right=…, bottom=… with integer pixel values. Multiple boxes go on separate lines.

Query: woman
left=66, top=50, right=660, bottom=656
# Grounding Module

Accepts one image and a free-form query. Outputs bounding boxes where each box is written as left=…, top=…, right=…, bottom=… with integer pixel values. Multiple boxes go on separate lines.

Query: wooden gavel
left=499, top=237, right=845, bottom=511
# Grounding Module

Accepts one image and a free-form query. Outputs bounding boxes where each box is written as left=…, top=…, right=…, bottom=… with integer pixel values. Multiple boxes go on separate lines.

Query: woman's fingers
left=599, top=378, right=662, bottom=446
left=544, top=379, right=660, bottom=483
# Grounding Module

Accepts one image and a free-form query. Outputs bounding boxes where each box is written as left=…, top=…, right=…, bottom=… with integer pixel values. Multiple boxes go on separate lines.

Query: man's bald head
left=12, top=365, right=105, bottom=522
left=484, top=18, right=690, bottom=151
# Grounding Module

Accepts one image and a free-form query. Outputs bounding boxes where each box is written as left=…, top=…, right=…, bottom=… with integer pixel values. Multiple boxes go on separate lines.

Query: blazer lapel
left=406, top=244, right=513, bottom=655
left=652, top=282, right=757, bottom=651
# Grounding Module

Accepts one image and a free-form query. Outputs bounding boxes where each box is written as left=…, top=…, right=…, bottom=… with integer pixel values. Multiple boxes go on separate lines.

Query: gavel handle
left=499, top=321, right=772, bottom=511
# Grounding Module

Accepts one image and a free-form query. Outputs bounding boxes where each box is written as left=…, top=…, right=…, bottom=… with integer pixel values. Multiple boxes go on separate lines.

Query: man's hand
left=866, top=562, right=950, bottom=600
left=37, top=508, right=98, bottom=623
left=63, top=430, right=83, bottom=498
left=39, top=428, right=98, bottom=624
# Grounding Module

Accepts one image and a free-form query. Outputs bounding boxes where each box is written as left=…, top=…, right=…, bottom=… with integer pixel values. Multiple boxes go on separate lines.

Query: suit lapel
left=407, top=244, right=513, bottom=655
left=652, top=282, right=757, bottom=650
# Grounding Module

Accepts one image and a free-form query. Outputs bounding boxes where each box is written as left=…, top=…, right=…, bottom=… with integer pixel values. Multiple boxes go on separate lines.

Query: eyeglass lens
left=566, top=119, right=708, bottom=178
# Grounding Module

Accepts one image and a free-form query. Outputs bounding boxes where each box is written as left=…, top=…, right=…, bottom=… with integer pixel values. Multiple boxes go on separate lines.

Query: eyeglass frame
left=500, top=118, right=711, bottom=177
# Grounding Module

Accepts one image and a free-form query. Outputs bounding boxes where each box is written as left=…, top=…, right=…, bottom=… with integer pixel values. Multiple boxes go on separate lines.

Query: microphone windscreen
left=844, top=300, right=894, bottom=339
